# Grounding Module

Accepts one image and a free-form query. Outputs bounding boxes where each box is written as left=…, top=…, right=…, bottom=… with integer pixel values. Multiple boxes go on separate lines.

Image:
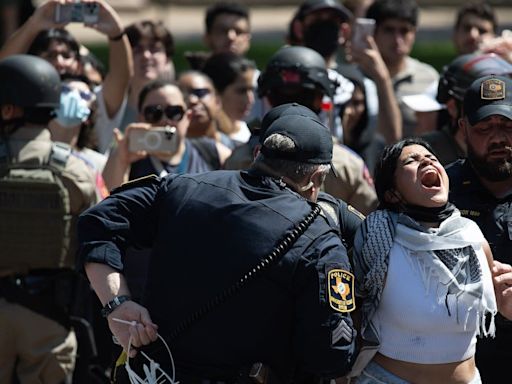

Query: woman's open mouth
left=420, top=169, right=441, bottom=188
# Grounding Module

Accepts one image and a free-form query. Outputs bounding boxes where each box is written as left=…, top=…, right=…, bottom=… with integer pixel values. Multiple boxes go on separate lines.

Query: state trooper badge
left=481, top=78, right=505, bottom=100
left=328, top=269, right=355, bottom=313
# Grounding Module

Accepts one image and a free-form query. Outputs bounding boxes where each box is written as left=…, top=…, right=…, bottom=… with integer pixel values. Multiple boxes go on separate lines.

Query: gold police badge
left=328, top=269, right=355, bottom=313
left=481, top=78, right=505, bottom=100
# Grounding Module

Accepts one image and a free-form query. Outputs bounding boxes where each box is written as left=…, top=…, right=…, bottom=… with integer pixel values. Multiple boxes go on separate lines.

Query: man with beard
left=446, top=74, right=512, bottom=384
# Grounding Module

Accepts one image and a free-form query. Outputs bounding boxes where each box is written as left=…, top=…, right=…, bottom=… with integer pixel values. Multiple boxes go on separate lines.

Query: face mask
left=303, top=19, right=340, bottom=58
left=55, top=89, right=91, bottom=128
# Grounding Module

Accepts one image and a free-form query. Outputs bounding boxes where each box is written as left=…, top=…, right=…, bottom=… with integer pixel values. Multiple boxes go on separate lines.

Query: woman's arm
left=0, top=0, right=68, bottom=59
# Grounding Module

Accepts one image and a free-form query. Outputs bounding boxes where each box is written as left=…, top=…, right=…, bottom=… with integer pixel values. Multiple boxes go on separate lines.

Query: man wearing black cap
left=294, top=0, right=352, bottom=67
left=78, top=104, right=357, bottom=383
left=421, top=52, right=512, bottom=165
left=290, top=0, right=402, bottom=151
left=291, top=0, right=355, bottom=142
left=446, top=75, right=512, bottom=384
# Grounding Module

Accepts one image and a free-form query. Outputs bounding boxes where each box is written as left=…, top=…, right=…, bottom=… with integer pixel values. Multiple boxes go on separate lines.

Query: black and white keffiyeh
left=349, top=208, right=497, bottom=377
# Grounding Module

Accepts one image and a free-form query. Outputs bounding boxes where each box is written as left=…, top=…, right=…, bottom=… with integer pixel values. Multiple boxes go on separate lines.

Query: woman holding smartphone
left=102, top=79, right=232, bottom=190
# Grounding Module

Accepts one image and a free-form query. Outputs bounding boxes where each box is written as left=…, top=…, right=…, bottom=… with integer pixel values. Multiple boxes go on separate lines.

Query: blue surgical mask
left=55, top=88, right=91, bottom=127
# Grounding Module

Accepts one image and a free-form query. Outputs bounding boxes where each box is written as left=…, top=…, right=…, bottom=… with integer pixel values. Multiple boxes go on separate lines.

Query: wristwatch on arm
left=101, top=295, right=131, bottom=318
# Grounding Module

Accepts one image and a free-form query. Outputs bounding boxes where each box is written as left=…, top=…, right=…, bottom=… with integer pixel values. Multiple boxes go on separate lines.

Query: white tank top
left=374, top=243, right=482, bottom=364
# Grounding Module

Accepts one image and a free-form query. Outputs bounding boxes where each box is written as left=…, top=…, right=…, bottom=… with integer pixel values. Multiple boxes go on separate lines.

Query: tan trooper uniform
left=0, top=126, right=96, bottom=384
left=323, top=141, right=378, bottom=216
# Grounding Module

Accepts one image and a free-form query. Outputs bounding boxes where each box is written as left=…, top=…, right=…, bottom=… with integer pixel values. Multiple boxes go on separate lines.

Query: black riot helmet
left=0, top=54, right=61, bottom=110
left=258, top=46, right=334, bottom=99
left=437, top=53, right=512, bottom=104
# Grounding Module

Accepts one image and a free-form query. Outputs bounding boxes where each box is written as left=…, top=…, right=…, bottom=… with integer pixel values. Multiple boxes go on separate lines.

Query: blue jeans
left=353, top=360, right=482, bottom=384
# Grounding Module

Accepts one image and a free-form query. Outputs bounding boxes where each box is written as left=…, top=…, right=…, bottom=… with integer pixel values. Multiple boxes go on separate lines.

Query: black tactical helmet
left=258, top=46, right=334, bottom=98
left=437, top=53, right=512, bottom=104
left=0, top=54, right=61, bottom=109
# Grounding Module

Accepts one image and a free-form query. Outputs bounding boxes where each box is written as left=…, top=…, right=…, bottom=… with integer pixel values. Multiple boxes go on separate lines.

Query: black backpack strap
left=49, top=142, right=71, bottom=170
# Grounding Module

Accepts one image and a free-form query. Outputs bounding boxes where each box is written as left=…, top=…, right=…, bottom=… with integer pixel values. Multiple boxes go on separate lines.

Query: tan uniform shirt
left=0, top=125, right=96, bottom=383
left=322, top=142, right=378, bottom=216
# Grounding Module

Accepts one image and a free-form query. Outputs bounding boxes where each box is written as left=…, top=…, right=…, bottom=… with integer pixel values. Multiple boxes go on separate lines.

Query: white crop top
left=374, top=242, right=488, bottom=364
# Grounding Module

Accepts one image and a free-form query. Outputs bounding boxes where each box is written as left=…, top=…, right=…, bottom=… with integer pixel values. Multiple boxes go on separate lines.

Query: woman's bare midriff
left=373, top=352, right=477, bottom=384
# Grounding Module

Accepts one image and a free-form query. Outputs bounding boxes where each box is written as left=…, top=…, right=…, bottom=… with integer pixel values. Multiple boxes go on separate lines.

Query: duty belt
left=0, top=274, right=72, bottom=329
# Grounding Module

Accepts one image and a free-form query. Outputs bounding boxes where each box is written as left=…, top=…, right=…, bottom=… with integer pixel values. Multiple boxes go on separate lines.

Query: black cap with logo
left=463, top=75, right=512, bottom=125
left=437, top=53, right=512, bottom=103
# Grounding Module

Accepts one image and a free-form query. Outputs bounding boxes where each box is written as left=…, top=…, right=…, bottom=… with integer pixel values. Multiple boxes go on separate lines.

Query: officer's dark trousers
left=476, top=325, right=512, bottom=384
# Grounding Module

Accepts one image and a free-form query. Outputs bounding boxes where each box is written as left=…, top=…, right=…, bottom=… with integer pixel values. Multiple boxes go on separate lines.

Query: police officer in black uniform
left=421, top=52, right=512, bottom=165
left=78, top=104, right=358, bottom=383
left=446, top=75, right=512, bottom=384
left=249, top=102, right=364, bottom=251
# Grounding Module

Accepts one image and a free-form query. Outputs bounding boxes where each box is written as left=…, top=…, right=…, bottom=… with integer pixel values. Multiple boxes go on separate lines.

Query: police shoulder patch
left=481, top=78, right=505, bottom=100
left=328, top=269, right=355, bottom=313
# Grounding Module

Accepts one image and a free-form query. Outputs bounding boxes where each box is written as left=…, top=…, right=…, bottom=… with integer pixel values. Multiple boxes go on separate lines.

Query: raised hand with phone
left=53, top=0, right=125, bottom=41
left=0, top=0, right=133, bottom=174
left=348, top=18, right=402, bottom=145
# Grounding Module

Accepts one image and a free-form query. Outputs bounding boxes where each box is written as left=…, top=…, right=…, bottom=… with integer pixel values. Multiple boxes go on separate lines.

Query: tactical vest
left=0, top=142, right=73, bottom=273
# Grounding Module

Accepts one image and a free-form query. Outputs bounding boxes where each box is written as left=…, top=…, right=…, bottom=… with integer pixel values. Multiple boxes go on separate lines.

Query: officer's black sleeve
left=77, top=175, right=168, bottom=271
left=337, top=199, right=364, bottom=250
left=292, top=232, right=357, bottom=379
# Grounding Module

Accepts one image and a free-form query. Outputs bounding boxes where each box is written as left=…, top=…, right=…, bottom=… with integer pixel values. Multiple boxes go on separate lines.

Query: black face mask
left=303, top=19, right=340, bottom=58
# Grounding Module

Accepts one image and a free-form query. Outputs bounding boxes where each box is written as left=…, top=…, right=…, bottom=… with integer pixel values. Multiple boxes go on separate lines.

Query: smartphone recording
left=352, top=18, right=376, bottom=50
left=128, top=126, right=179, bottom=154
left=55, top=2, right=100, bottom=24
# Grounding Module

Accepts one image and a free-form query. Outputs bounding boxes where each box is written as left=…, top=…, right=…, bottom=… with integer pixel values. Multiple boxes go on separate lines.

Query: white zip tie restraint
left=112, top=318, right=179, bottom=384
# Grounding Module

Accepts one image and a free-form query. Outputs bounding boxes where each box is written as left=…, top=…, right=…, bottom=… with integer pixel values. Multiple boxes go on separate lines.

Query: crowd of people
left=1, top=0, right=512, bottom=383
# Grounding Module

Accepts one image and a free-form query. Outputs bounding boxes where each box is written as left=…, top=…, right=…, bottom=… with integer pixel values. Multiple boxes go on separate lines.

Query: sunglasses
left=186, top=88, right=211, bottom=99
left=61, top=84, right=94, bottom=101
left=143, top=104, right=185, bottom=124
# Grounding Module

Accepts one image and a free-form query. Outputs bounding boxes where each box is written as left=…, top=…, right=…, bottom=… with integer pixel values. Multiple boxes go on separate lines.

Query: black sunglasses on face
left=186, top=88, right=211, bottom=99
left=143, top=105, right=185, bottom=124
